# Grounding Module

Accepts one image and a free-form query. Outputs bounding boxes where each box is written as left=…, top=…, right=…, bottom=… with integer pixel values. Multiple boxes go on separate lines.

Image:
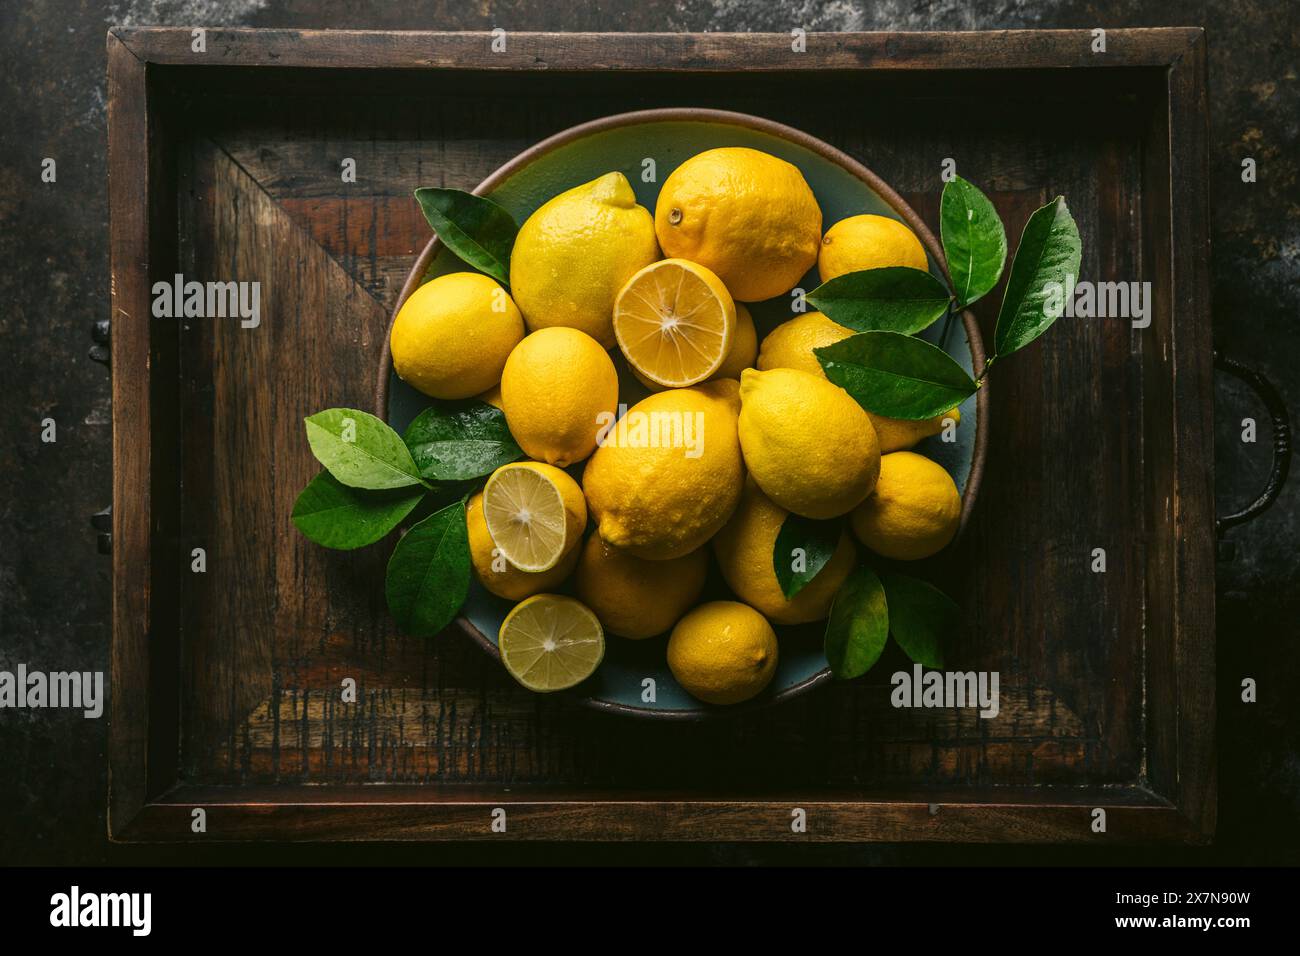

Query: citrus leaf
left=940, top=176, right=1007, bottom=309
left=824, top=564, right=889, bottom=679
left=881, top=573, right=957, bottom=669
left=993, top=196, right=1082, bottom=358
left=773, top=513, right=843, bottom=599
left=305, top=408, right=424, bottom=490
left=292, top=471, right=424, bottom=550
left=815, top=330, right=977, bottom=420
left=806, top=267, right=952, bottom=334
left=384, top=500, right=471, bottom=638
left=414, top=187, right=516, bottom=286
left=403, top=400, right=522, bottom=481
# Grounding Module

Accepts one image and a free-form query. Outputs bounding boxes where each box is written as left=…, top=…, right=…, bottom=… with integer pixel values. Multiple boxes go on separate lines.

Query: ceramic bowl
left=378, top=108, right=987, bottom=719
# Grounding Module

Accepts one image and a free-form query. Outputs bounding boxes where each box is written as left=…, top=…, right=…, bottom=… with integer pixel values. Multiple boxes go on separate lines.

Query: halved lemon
left=499, top=594, right=605, bottom=692
left=482, top=462, right=586, bottom=572
left=613, top=258, right=736, bottom=387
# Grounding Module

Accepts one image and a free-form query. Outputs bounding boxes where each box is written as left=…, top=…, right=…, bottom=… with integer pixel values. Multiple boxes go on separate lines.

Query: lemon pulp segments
left=614, top=259, right=735, bottom=387
left=499, top=595, right=605, bottom=692
left=483, top=466, right=569, bottom=572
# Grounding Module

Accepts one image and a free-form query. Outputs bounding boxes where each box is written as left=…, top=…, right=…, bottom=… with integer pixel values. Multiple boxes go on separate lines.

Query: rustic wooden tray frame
left=108, top=27, right=1214, bottom=843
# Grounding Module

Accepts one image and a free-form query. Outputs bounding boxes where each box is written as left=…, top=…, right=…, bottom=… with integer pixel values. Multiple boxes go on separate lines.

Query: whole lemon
left=632, top=302, right=757, bottom=392
left=712, top=303, right=758, bottom=380
left=871, top=406, right=961, bottom=454
left=390, top=272, right=524, bottom=399
left=500, top=327, right=619, bottom=467
left=466, top=492, right=579, bottom=601
left=510, top=172, right=659, bottom=348
left=850, top=451, right=961, bottom=560
left=475, top=383, right=504, bottom=410
left=667, top=601, right=779, bottom=705
left=574, top=534, right=707, bottom=639
left=583, top=379, right=744, bottom=560
left=738, top=367, right=879, bottom=519
left=713, top=479, right=855, bottom=625
left=818, top=214, right=928, bottom=283
left=753, top=316, right=961, bottom=454
left=655, top=147, right=822, bottom=302
left=756, top=312, right=854, bottom=377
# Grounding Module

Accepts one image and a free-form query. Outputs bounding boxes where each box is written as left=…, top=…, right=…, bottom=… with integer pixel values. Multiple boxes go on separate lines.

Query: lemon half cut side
left=499, top=594, right=606, bottom=692
left=482, top=462, right=585, bottom=573
left=613, top=258, right=736, bottom=388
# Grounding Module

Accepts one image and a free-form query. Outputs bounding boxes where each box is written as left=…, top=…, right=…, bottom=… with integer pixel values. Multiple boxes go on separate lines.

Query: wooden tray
left=107, top=27, right=1214, bottom=843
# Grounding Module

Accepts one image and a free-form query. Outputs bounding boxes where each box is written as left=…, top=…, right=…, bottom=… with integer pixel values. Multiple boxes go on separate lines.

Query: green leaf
left=305, top=408, right=425, bottom=490
left=806, top=267, right=952, bottom=334
left=773, top=513, right=843, bottom=599
left=292, top=471, right=425, bottom=550
left=384, top=500, right=471, bottom=638
left=403, top=400, right=522, bottom=481
left=993, top=196, right=1082, bottom=358
left=413, top=187, right=517, bottom=286
left=881, top=573, right=957, bottom=669
left=823, top=565, right=890, bottom=679
left=815, top=330, right=978, bottom=421
left=940, top=176, right=1007, bottom=309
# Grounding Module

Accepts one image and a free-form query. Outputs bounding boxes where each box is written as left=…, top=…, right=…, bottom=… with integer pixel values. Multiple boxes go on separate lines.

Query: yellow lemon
left=475, top=383, right=504, bottom=410
left=818, top=214, right=928, bottom=283
left=509, top=172, right=659, bottom=347
left=655, top=147, right=822, bottom=302
left=499, top=594, right=605, bottom=692
left=583, top=379, right=744, bottom=560
left=756, top=312, right=855, bottom=377
left=713, top=479, right=856, bottom=625
left=870, top=406, right=961, bottom=454
left=500, top=327, right=619, bottom=467
left=850, top=451, right=961, bottom=560
left=614, top=259, right=735, bottom=387
left=390, top=272, right=524, bottom=399
left=738, top=367, right=879, bottom=519
left=467, top=492, right=579, bottom=601
left=574, top=534, right=707, bottom=639
left=667, top=601, right=778, bottom=706
left=713, top=303, right=758, bottom=380
left=755, top=315, right=959, bottom=452
left=482, top=461, right=587, bottom=572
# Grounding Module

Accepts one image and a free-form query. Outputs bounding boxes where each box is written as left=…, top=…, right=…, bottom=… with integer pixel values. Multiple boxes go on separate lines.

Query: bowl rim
left=375, top=106, right=989, bottom=721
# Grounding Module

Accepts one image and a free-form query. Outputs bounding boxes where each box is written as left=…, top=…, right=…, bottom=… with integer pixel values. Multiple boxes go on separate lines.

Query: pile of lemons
left=390, top=147, right=962, bottom=706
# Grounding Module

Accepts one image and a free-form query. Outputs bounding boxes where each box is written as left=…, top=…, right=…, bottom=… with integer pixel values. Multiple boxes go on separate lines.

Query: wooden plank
left=117, top=783, right=1197, bottom=844
left=109, top=31, right=187, bottom=842
left=112, top=28, right=1204, bottom=72
left=177, top=138, right=396, bottom=774
left=1166, top=31, right=1217, bottom=839
left=209, top=633, right=1091, bottom=785
left=1140, top=52, right=1179, bottom=810
left=107, top=28, right=152, bottom=841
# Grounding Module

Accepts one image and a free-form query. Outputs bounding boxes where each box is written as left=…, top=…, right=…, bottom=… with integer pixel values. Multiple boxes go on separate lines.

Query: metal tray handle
left=1215, top=350, right=1292, bottom=535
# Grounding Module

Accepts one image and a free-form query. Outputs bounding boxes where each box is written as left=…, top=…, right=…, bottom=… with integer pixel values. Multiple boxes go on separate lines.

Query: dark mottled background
left=1, top=0, right=1296, bottom=866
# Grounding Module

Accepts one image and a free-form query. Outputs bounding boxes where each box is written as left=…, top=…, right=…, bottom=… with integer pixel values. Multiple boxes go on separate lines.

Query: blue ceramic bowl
left=379, top=108, right=987, bottom=719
